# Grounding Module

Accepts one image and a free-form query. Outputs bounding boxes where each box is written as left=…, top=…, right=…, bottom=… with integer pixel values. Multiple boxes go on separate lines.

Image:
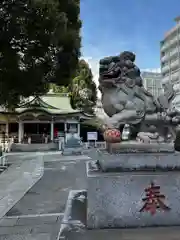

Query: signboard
left=87, top=132, right=98, bottom=141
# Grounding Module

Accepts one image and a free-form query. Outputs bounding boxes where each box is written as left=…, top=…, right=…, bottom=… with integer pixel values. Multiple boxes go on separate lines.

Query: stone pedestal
left=58, top=190, right=180, bottom=240
left=62, top=135, right=83, bottom=155
left=87, top=150, right=180, bottom=229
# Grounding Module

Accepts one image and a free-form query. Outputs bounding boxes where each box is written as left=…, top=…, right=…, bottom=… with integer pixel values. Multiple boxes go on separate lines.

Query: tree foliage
left=0, top=0, right=81, bottom=107
left=49, top=84, right=68, bottom=93
left=69, top=59, right=97, bottom=114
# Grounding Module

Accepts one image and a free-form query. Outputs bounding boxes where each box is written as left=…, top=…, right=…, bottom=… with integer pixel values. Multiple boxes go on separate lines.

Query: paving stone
left=16, top=215, right=59, bottom=226
left=0, top=233, right=51, bottom=240
left=0, top=226, right=32, bottom=235
left=6, top=152, right=90, bottom=164
left=31, top=224, right=57, bottom=234
left=0, top=236, right=6, bottom=240
left=0, top=214, right=63, bottom=239
left=0, top=217, right=18, bottom=227
left=0, top=157, right=44, bottom=219
left=1, top=153, right=89, bottom=239
left=6, top=160, right=87, bottom=216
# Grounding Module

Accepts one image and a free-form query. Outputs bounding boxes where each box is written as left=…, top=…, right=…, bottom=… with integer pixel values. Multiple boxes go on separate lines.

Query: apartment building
left=141, top=71, right=162, bottom=98
left=160, top=17, right=180, bottom=94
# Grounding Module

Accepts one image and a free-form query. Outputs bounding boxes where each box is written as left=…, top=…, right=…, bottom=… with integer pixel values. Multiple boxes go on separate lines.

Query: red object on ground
left=103, top=129, right=121, bottom=143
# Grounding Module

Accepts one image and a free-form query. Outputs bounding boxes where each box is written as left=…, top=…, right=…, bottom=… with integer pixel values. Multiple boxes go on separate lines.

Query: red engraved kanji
left=140, top=182, right=170, bottom=215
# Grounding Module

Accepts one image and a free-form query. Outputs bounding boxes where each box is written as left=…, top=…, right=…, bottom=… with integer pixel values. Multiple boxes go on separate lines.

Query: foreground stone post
left=87, top=146, right=180, bottom=229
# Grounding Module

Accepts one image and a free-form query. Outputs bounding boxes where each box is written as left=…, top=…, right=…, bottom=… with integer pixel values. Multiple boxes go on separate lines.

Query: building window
left=162, top=61, right=169, bottom=67
left=163, top=72, right=170, bottom=77
left=171, top=55, right=178, bottom=62
left=161, top=51, right=165, bottom=57
left=160, top=40, right=165, bottom=46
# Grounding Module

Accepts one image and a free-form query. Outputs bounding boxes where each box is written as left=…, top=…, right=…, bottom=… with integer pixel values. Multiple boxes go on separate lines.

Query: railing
left=0, top=138, right=13, bottom=152
left=0, top=154, right=7, bottom=166
left=83, top=141, right=106, bottom=149
left=95, top=141, right=106, bottom=149
left=22, top=134, right=50, bottom=144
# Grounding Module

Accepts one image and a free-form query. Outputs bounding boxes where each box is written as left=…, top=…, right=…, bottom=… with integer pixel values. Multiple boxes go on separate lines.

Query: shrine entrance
left=22, top=123, right=50, bottom=143
left=24, top=123, right=50, bottom=135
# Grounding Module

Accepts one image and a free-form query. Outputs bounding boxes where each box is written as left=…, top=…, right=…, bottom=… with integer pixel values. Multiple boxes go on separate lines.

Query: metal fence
left=0, top=154, right=7, bottom=166
left=83, top=141, right=106, bottom=149
left=0, top=137, right=13, bottom=153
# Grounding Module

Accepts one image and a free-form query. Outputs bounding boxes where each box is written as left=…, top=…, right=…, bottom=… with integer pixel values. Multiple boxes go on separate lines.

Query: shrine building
left=0, top=91, right=85, bottom=143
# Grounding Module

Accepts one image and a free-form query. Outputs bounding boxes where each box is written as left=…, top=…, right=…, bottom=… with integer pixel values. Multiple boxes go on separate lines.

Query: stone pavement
left=0, top=155, right=44, bottom=219
left=0, top=153, right=89, bottom=239
left=2, top=152, right=180, bottom=239
left=6, top=152, right=90, bottom=163
left=0, top=234, right=50, bottom=240
left=0, top=214, right=63, bottom=240
left=6, top=158, right=88, bottom=216
left=58, top=189, right=180, bottom=240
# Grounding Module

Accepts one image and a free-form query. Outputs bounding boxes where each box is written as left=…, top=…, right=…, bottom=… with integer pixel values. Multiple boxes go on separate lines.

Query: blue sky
left=80, top=0, right=180, bottom=80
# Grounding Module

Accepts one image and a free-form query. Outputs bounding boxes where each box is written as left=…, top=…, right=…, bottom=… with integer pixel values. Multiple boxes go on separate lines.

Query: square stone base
left=60, top=227, right=180, bottom=240
left=87, top=159, right=180, bottom=229
left=58, top=190, right=180, bottom=240
left=62, top=147, right=82, bottom=156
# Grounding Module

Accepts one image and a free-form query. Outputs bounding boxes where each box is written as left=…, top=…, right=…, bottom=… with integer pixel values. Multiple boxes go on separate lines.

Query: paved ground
left=0, top=155, right=43, bottom=220
left=3, top=151, right=180, bottom=239
left=6, top=152, right=90, bottom=165
left=0, top=153, right=89, bottom=239
left=0, top=214, right=63, bottom=240
left=6, top=158, right=87, bottom=216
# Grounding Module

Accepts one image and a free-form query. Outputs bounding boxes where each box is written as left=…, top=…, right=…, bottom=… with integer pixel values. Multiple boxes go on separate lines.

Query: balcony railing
left=161, top=64, right=170, bottom=74
left=170, top=48, right=178, bottom=59
left=171, top=70, right=180, bottom=82
left=162, top=75, right=170, bottom=84
left=170, top=59, right=180, bottom=71
left=161, top=54, right=169, bottom=63
left=161, top=37, right=179, bottom=51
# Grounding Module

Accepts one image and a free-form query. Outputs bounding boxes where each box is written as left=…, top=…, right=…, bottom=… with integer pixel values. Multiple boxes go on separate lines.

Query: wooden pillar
left=64, top=121, right=67, bottom=143
left=50, top=121, right=54, bottom=141
left=5, top=123, right=9, bottom=136
left=18, top=121, right=24, bottom=143
left=78, top=123, right=80, bottom=138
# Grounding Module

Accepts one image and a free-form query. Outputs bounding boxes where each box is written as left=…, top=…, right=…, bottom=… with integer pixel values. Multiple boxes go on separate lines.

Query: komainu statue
left=98, top=51, right=180, bottom=143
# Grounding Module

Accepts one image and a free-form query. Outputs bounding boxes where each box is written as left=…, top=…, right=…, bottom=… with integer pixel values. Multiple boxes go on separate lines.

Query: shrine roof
left=1, top=93, right=81, bottom=115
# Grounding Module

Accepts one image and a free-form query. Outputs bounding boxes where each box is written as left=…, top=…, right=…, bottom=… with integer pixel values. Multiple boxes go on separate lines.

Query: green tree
left=49, top=84, right=68, bottom=93
left=0, top=0, right=81, bottom=107
left=69, top=59, right=97, bottom=114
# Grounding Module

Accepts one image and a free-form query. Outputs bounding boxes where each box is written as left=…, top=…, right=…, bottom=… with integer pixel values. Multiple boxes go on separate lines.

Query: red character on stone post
left=140, top=182, right=170, bottom=215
